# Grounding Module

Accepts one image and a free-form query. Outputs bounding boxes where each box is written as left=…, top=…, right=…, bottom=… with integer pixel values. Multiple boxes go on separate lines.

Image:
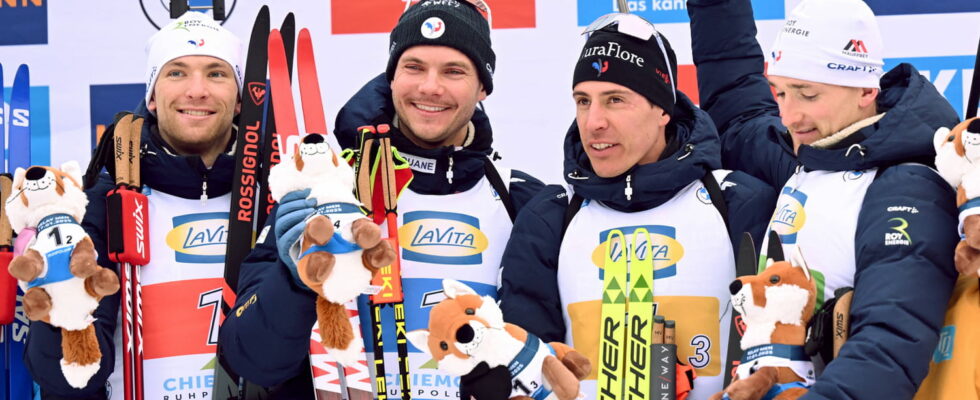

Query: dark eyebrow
left=768, top=80, right=810, bottom=90
left=572, top=89, right=633, bottom=97
left=400, top=56, right=473, bottom=71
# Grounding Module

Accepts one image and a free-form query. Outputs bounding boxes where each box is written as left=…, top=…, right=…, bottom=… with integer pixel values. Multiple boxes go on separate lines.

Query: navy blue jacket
left=688, top=0, right=960, bottom=398
left=219, top=74, right=544, bottom=386
left=498, top=92, right=777, bottom=343
left=26, top=103, right=237, bottom=398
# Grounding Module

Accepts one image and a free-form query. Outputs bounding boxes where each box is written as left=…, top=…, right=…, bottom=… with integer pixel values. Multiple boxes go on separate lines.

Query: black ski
left=212, top=6, right=270, bottom=400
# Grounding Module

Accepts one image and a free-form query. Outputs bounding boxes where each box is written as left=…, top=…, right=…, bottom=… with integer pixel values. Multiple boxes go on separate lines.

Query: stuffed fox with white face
left=267, top=133, right=395, bottom=366
left=934, top=117, right=980, bottom=277
left=712, top=248, right=816, bottom=400
left=407, top=279, right=591, bottom=400
left=5, top=161, right=120, bottom=388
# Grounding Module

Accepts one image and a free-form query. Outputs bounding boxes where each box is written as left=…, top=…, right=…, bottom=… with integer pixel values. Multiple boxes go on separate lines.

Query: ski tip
left=299, top=27, right=311, bottom=38
left=15, top=63, right=29, bottom=78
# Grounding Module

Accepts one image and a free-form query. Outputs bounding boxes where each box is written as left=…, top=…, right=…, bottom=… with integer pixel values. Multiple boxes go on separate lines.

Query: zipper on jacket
left=446, top=155, right=454, bottom=184
left=625, top=174, right=633, bottom=201
left=200, top=170, right=210, bottom=205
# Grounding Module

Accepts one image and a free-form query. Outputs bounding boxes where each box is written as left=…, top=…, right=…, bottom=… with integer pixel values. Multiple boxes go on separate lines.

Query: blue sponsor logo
left=770, top=187, right=808, bottom=245
left=0, top=0, right=47, bottom=45
left=932, top=325, right=955, bottom=363
left=89, top=84, right=145, bottom=147
left=595, top=225, right=684, bottom=280
left=864, top=0, right=980, bottom=16
left=884, top=56, right=977, bottom=120
left=167, top=212, right=229, bottom=264
left=3, top=86, right=51, bottom=166
left=399, top=211, right=488, bottom=265
left=577, top=0, right=783, bottom=26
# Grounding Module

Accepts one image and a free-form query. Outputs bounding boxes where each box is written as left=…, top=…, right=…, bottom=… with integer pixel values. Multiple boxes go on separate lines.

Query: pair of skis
left=597, top=228, right=654, bottom=400
left=0, top=63, right=34, bottom=400
left=213, top=6, right=293, bottom=399
left=215, top=6, right=375, bottom=399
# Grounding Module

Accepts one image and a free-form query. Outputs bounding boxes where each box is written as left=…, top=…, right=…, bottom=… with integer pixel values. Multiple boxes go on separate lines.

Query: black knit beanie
left=386, top=0, right=495, bottom=94
left=573, top=25, right=678, bottom=115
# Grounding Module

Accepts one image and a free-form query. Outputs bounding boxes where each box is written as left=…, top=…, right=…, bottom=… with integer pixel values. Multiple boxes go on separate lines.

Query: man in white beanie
left=25, top=11, right=245, bottom=399
left=688, top=0, right=960, bottom=398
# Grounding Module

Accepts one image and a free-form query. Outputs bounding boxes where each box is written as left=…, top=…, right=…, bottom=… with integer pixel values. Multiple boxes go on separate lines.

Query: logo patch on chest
left=769, top=187, right=808, bottom=245
left=166, top=212, right=229, bottom=263
left=399, top=211, right=488, bottom=265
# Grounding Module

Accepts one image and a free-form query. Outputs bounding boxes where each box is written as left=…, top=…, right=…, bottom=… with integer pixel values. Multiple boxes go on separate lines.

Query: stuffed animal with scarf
left=268, top=133, right=395, bottom=366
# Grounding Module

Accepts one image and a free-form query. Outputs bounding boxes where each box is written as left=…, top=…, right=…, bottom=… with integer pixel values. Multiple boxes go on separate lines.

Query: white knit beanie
left=144, top=11, right=243, bottom=109
left=768, top=0, right=884, bottom=89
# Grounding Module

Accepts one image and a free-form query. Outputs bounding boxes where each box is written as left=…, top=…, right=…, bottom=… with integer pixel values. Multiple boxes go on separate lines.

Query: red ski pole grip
left=106, top=188, right=150, bottom=265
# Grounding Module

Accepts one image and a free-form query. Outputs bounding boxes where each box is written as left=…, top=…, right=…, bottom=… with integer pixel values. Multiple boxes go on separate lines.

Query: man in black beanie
left=220, top=0, right=543, bottom=397
left=498, top=15, right=777, bottom=399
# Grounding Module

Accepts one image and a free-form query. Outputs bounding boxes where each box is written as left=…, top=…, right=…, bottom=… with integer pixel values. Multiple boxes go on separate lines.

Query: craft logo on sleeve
left=398, top=210, right=488, bottom=265
left=885, top=55, right=977, bottom=120
left=591, top=225, right=683, bottom=280
left=166, top=212, right=230, bottom=263
left=576, top=0, right=783, bottom=26
left=331, top=0, right=535, bottom=35
left=0, top=0, right=47, bottom=46
left=864, top=0, right=980, bottom=16
left=89, top=83, right=145, bottom=146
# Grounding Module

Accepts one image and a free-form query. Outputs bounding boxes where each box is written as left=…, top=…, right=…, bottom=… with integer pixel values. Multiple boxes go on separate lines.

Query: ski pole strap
left=355, top=126, right=377, bottom=215
left=377, top=124, right=398, bottom=213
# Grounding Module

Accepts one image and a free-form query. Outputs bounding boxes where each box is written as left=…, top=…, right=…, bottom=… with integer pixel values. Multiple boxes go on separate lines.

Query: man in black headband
left=498, top=17, right=777, bottom=398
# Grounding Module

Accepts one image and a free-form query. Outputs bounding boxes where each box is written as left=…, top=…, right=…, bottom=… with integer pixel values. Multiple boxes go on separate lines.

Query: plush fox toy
left=5, top=161, right=120, bottom=388
left=712, top=248, right=817, bottom=400
left=406, top=279, right=591, bottom=400
left=934, top=117, right=980, bottom=277
left=267, top=133, right=395, bottom=366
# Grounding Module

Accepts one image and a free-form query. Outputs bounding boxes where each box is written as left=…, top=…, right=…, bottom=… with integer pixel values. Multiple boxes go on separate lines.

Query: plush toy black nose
left=303, top=134, right=325, bottom=144
left=455, top=324, right=475, bottom=344
left=25, top=167, right=46, bottom=181
left=729, top=279, right=743, bottom=295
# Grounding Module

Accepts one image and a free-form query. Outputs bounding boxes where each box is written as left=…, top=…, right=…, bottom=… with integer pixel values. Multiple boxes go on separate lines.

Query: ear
left=789, top=245, right=812, bottom=282
left=12, top=167, right=26, bottom=189
left=406, top=330, right=432, bottom=356
left=60, top=161, right=83, bottom=186
left=443, top=279, right=477, bottom=299
left=858, top=87, right=878, bottom=109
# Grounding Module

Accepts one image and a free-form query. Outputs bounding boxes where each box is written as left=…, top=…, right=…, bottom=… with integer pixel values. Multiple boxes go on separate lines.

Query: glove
left=274, top=189, right=316, bottom=279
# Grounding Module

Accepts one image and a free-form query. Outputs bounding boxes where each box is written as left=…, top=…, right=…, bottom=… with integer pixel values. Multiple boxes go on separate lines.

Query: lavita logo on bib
left=166, top=212, right=229, bottom=263
left=770, top=187, right=808, bottom=244
left=399, top=211, right=488, bottom=265
left=591, top=225, right=683, bottom=280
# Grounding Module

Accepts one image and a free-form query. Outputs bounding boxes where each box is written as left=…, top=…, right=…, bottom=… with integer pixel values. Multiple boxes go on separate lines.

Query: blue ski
left=0, top=61, right=7, bottom=400
left=7, top=63, right=33, bottom=400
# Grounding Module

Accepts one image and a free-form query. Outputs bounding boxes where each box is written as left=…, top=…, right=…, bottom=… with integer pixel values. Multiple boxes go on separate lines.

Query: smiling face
left=390, top=45, right=487, bottom=149
left=768, top=75, right=878, bottom=153
left=573, top=81, right=670, bottom=178
left=148, top=55, right=241, bottom=160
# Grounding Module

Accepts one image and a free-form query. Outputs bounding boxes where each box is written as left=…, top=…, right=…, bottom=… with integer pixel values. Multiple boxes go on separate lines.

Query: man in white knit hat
left=688, top=0, right=960, bottom=398
left=25, top=11, right=245, bottom=399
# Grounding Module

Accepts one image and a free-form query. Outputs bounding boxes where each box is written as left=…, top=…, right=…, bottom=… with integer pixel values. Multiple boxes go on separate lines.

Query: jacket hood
left=334, top=73, right=496, bottom=195
left=795, top=63, right=960, bottom=171
left=564, top=91, right=721, bottom=212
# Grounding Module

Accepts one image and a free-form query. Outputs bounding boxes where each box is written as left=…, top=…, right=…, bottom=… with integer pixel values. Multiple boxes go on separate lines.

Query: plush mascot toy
left=934, top=117, right=980, bottom=277
left=5, top=161, right=120, bottom=388
left=406, top=279, right=591, bottom=400
left=712, top=248, right=817, bottom=400
left=268, top=133, right=395, bottom=366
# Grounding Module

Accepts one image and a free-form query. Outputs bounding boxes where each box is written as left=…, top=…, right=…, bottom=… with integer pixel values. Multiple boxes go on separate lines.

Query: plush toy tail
left=60, top=325, right=101, bottom=388
left=317, top=297, right=361, bottom=367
